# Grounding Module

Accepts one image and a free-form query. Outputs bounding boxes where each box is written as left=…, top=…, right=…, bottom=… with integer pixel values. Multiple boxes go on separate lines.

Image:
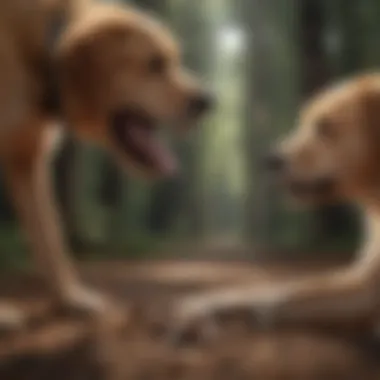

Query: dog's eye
left=147, top=55, right=167, bottom=75
left=316, top=118, right=335, bottom=140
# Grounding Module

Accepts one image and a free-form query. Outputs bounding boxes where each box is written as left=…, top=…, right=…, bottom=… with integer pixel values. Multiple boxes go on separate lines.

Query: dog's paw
left=166, top=299, right=221, bottom=347
left=0, top=304, right=27, bottom=334
left=166, top=289, right=285, bottom=346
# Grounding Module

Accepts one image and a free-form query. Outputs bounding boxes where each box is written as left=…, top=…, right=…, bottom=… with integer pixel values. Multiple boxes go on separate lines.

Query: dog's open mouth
left=110, top=108, right=177, bottom=176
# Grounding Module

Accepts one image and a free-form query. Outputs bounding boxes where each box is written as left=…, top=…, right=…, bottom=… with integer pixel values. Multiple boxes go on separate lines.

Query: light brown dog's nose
left=188, top=91, right=215, bottom=117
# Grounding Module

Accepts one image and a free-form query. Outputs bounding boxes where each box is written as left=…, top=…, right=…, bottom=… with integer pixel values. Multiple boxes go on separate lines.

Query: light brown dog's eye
left=316, top=118, right=335, bottom=140
left=147, top=55, right=167, bottom=75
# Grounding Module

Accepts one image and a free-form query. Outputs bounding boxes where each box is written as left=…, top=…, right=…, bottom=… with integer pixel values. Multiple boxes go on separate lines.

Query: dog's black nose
left=188, top=91, right=215, bottom=117
left=263, top=152, right=286, bottom=172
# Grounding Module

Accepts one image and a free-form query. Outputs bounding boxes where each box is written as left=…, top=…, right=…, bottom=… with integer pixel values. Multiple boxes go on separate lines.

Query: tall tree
left=240, top=0, right=300, bottom=250
left=174, top=1, right=209, bottom=237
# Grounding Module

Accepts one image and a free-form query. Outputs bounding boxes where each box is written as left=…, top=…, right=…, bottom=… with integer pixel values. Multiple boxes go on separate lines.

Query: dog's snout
left=188, top=91, right=215, bottom=117
left=264, top=152, right=286, bottom=172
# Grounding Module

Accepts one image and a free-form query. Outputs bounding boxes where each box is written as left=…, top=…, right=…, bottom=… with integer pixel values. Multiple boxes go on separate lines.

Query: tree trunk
left=241, top=0, right=300, bottom=250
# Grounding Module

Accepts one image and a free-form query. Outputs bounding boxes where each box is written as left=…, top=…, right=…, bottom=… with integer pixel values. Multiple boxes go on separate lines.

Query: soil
left=0, top=259, right=379, bottom=380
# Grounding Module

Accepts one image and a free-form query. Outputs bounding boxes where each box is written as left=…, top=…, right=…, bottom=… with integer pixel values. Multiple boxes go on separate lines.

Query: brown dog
left=169, top=74, right=380, bottom=340
left=0, top=0, right=212, bottom=329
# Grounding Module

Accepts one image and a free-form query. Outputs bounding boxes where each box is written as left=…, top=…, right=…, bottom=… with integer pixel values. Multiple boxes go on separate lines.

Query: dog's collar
left=41, top=9, right=68, bottom=116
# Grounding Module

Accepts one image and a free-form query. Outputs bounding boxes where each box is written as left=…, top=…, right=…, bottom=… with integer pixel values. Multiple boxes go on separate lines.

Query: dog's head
left=57, top=4, right=213, bottom=178
left=265, top=75, right=380, bottom=205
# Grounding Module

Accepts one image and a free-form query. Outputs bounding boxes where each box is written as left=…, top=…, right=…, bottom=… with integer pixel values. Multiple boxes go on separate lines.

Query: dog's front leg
left=4, top=125, right=113, bottom=318
left=264, top=211, right=380, bottom=325
left=168, top=214, right=380, bottom=343
left=167, top=267, right=375, bottom=343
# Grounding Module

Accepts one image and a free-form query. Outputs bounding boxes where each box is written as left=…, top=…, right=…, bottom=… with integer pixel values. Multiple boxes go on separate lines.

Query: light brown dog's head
left=57, top=4, right=213, bottom=178
left=265, top=74, right=380, bottom=205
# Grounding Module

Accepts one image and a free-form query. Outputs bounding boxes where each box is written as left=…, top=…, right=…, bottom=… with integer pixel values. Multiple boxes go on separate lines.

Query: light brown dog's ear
left=58, top=38, right=100, bottom=112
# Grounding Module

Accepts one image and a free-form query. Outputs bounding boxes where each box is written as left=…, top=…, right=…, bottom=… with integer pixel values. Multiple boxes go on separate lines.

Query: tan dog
left=0, top=0, right=212, bottom=329
left=170, top=74, right=380, bottom=340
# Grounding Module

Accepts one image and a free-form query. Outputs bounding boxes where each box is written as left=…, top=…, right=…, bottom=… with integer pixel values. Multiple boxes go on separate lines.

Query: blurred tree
left=146, top=176, right=185, bottom=234
left=240, top=0, right=300, bottom=250
left=97, top=155, right=125, bottom=247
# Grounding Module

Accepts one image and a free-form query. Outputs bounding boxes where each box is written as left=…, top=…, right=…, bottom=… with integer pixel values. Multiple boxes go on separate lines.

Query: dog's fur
left=0, top=0, right=210, bottom=328
left=171, top=74, right=380, bottom=338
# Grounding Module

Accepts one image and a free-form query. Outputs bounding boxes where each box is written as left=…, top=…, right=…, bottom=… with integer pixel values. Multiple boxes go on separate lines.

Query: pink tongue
left=128, top=125, right=178, bottom=176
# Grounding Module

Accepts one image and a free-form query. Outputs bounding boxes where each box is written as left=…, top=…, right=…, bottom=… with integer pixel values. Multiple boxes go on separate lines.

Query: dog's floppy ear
left=59, top=39, right=94, bottom=92
left=57, top=21, right=134, bottom=109
left=57, top=40, right=96, bottom=111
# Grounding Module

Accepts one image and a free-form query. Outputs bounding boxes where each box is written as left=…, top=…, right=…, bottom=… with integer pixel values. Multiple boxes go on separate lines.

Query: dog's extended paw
left=0, top=303, right=27, bottom=335
left=166, top=299, right=221, bottom=347
left=166, top=288, right=285, bottom=346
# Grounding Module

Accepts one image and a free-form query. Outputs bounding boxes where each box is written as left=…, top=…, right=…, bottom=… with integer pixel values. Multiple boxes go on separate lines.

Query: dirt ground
left=0, top=259, right=380, bottom=380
